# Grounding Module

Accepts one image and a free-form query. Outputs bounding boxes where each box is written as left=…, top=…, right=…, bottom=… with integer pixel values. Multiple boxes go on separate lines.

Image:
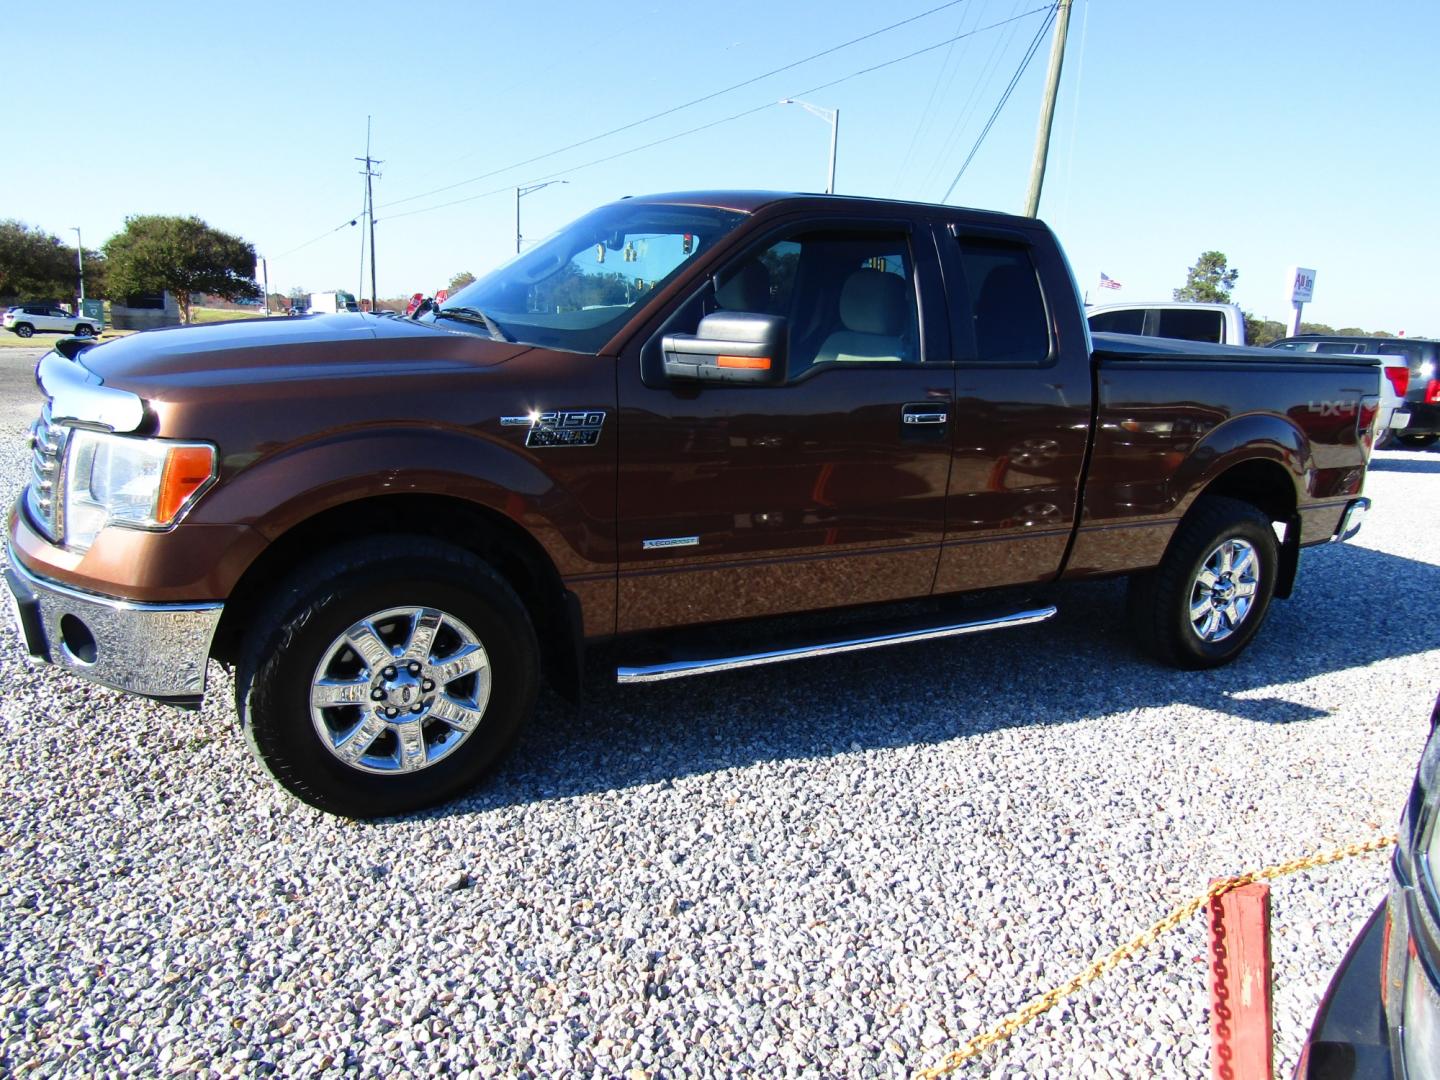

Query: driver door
left=614, top=214, right=954, bottom=633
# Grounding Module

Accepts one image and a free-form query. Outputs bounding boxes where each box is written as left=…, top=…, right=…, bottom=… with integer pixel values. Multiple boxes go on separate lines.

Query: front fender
left=190, top=424, right=615, bottom=580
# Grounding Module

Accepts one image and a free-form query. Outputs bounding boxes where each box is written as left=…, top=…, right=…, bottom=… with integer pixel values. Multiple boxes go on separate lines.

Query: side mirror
left=662, top=311, right=788, bottom=386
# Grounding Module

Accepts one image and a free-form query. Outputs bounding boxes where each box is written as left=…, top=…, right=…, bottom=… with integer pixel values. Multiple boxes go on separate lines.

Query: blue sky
left=5, top=0, right=1437, bottom=333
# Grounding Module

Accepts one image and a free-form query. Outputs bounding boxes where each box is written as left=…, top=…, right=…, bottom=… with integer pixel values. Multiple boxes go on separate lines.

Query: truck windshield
left=434, top=202, right=746, bottom=353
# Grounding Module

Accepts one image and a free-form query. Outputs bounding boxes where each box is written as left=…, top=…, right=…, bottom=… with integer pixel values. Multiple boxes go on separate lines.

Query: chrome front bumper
left=4, top=552, right=222, bottom=706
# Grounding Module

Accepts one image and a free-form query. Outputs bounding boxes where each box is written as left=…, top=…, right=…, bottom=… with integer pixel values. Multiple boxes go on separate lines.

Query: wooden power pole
left=356, top=118, right=383, bottom=312
left=1023, top=0, right=1074, bottom=219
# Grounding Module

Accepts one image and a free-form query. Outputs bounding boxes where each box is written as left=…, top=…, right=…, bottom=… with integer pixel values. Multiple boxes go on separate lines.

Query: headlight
left=62, top=429, right=217, bottom=552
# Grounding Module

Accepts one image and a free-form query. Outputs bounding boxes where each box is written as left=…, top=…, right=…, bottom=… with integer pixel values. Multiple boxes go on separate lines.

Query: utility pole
left=71, top=227, right=84, bottom=308
left=355, top=118, right=383, bottom=311
left=1023, top=0, right=1073, bottom=219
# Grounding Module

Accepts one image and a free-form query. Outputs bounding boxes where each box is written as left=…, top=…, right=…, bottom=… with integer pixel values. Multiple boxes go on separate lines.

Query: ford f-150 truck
left=4, top=192, right=1379, bottom=816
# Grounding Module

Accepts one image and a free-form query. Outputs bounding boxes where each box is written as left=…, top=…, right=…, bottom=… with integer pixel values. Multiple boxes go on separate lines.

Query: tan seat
left=813, top=268, right=909, bottom=364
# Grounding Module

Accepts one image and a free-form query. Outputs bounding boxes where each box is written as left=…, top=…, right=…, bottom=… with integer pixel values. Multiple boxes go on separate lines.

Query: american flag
left=1099, top=272, right=1122, bottom=290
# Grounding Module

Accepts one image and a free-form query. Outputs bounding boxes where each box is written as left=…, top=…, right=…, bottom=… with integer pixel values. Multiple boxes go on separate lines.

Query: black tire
left=73, top=324, right=95, bottom=338
left=14, top=323, right=33, bottom=338
left=1127, top=496, right=1279, bottom=670
left=235, top=537, right=539, bottom=817
left=1396, top=432, right=1439, bottom=449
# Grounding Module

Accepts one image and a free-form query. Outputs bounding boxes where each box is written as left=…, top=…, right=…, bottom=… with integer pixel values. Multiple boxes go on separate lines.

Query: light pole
left=779, top=99, right=839, bottom=194
left=71, top=227, right=85, bottom=308
left=515, top=180, right=569, bottom=254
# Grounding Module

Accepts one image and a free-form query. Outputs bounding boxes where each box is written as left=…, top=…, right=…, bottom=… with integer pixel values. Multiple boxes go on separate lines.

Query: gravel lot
left=1, top=342, right=1436, bottom=1078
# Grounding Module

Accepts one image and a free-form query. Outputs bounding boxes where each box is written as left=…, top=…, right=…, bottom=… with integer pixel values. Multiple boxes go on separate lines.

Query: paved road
left=0, top=349, right=1435, bottom=1078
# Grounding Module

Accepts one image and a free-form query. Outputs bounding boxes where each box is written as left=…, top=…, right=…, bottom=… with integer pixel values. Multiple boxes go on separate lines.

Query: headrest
left=839, top=269, right=906, bottom=335
left=715, top=262, right=771, bottom=311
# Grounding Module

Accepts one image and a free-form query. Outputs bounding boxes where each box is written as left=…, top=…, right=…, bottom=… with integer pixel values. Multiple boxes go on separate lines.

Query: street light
left=515, top=180, right=569, bottom=254
left=71, top=227, right=84, bottom=308
left=779, top=99, right=839, bottom=195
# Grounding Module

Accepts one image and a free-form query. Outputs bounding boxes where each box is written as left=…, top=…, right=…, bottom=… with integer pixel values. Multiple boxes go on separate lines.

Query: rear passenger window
left=1156, top=308, right=1224, bottom=343
left=1316, top=342, right=1362, bottom=354
left=955, top=238, right=1051, bottom=365
left=1088, top=309, right=1145, bottom=335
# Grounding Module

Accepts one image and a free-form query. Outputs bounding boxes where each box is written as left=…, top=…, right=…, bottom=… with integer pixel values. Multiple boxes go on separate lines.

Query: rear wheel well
left=1192, top=458, right=1301, bottom=597
left=213, top=495, right=582, bottom=696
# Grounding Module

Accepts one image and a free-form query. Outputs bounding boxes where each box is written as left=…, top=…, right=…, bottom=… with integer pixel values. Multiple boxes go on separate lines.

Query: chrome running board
left=615, top=605, right=1057, bottom=684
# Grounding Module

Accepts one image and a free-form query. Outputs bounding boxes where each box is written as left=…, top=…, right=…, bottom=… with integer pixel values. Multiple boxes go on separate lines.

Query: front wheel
left=73, top=324, right=95, bottom=338
left=1396, top=432, right=1439, bottom=449
left=1127, top=496, right=1279, bottom=669
left=236, top=537, right=539, bottom=817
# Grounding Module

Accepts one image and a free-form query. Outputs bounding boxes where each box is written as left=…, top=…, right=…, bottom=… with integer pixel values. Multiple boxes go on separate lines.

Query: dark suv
left=1268, top=335, right=1440, bottom=448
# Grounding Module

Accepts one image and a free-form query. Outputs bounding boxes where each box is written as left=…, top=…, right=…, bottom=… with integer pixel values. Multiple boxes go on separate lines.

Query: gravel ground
left=1, top=343, right=1436, bottom=1078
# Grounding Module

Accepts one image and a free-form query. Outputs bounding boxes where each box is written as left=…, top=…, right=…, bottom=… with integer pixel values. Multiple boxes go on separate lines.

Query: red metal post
left=1208, top=880, right=1274, bottom=1080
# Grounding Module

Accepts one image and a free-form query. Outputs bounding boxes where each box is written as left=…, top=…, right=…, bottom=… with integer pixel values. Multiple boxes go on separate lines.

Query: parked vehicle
left=1296, top=693, right=1440, bottom=1079
left=1269, top=335, right=1440, bottom=449
left=311, top=290, right=360, bottom=314
left=4, top=191, right=1380, bottom=816
left=1087, top=301, right=1247, bottom=346
left=3, top=302, right=101, bottom=339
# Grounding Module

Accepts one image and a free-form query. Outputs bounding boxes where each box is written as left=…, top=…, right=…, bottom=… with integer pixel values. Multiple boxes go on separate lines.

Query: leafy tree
left=0, top=220, right=104, bottom=301
left=102, top=215, right=260, bottom=323
left=447, top=271, right=476, bottom=293
left=1243, top=313, right=1287, bottom=346
left=1173, top=251, right=1238, bottom=303
left=1299, top=322, right=1334, bottom=335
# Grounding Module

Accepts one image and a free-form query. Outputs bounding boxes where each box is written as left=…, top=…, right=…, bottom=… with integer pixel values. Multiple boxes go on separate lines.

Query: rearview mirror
left=662, top=311, right=788, bottom=386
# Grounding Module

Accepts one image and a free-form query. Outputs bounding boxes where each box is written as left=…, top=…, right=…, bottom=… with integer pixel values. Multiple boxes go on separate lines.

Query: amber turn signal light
left=716, top=355, right=771, bottom=370
left=157, top=445, right=217, bottom=524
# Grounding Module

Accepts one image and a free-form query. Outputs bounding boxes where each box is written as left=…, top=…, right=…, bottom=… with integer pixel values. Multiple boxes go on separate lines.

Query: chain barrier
left=913, top=833, right=1397, bottom=1078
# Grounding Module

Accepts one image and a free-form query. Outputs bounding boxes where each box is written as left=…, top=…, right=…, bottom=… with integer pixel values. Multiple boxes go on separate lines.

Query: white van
left=1087, top=301, right=1246, bottom=346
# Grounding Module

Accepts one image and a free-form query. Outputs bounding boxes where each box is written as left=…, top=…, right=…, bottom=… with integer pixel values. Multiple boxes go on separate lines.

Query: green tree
left=1173, top=251, right=1239, bottom=303
left=1243, top=312, right=1287, bottom=346
left=0, top=220, right=103, bottom=302
left=102, top=215, right=259, bottom=324
left=1299, top=322, right=1334, bottom=335
left=447, top=271, right=476, bottom=293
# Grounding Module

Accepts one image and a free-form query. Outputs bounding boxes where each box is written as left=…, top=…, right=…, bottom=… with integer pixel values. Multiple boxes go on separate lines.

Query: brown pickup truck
left=5, top=192, right=1379, bottom=816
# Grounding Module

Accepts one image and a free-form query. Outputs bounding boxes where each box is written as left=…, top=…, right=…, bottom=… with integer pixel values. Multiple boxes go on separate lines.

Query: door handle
left=902, top=411, right=948, bottom=425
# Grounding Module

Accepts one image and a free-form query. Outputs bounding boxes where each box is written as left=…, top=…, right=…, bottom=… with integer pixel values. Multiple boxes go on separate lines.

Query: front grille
left=25, top=405, right=66, bottom=542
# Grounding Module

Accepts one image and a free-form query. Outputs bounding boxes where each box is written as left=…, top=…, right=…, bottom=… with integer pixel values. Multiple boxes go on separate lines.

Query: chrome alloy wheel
left=309, top=606, right=491, bottom=775
left=1188, top=538, right=1260, bottom=643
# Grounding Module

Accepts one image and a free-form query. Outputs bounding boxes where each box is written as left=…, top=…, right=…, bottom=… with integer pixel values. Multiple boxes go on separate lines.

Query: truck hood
left=70, top=314, right=531, bottom=397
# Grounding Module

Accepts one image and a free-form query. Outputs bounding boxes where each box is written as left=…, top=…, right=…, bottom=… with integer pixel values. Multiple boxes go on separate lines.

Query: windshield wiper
left=433, top=306, right=511, bottom=342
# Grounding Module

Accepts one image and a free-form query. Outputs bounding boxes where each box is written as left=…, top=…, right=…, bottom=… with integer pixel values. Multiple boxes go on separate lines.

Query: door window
left=1156, top=307, right=1224, bottom=343
left=713, top=229, right=922, bottom=371
left=954, top=238, right=1051, bottom=365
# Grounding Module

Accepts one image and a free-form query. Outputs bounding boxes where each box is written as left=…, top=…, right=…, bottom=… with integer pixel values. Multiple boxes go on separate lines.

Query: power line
left=379, top=5, right=1052, bottom=226
left=941, top=3, right=1056, bottom=202
left=272, top=215, right=364, bottom=259
left=374, top=0, right=982, bottom=213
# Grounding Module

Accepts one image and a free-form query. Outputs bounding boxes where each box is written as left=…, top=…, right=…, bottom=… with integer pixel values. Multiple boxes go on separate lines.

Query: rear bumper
left=1404, top=401, right=1440, bottom=435
left=4, top=549, right=222, bottom=706
left=1332, top=498, right=1371, bottom=544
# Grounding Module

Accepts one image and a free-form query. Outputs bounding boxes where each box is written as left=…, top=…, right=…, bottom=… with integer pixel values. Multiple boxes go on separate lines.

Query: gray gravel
left=1, top=342, right=1436, bottom=1078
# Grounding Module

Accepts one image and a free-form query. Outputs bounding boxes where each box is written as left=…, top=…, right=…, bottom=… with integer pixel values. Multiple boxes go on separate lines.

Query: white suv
left=3, top=303, right=101, bottom=339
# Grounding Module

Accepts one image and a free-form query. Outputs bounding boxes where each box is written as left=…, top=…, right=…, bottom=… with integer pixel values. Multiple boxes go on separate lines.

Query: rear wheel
left=236, top=537, right=539, bottom=817
left=1396, top=432, right=1439, bottom=449
left=13, top=323, right=33, bottom=338
left=1128, top=496, right=1279, bottom=669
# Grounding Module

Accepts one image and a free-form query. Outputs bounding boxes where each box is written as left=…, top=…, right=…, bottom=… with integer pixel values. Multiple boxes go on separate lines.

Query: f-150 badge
left=501, top=410, right=607, bottom=447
